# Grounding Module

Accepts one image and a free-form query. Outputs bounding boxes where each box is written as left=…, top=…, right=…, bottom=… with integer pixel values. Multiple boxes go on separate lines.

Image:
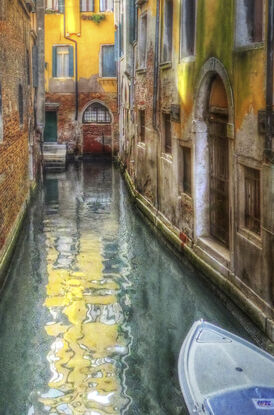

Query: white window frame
left=56, top=45, right=70, bottom=78
left=99, top=0, right=114, bottom=12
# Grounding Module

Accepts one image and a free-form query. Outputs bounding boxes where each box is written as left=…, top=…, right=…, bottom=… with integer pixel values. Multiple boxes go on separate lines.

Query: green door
left=44, top=111, right=57, bottom=142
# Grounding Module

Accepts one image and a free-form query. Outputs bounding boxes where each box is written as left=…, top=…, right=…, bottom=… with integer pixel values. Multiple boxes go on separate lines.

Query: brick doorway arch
left=82, top=101, right=113, bottom=155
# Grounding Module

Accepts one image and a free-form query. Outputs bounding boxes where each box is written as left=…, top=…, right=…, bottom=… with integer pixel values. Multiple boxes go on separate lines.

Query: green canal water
left=0, top=161, right=258, bottom=415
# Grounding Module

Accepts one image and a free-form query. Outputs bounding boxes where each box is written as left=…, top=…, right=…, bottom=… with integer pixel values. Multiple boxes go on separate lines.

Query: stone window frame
left=237, top=157, right=262, bottom=247
left=137, top=11, right=148, bottom=71
left=0, top=82, right=3, bottom=143
left=99, top=44, right=117, bottom=79
left=81, top=99, right=114, bottom=125
left=234, top=0, right=265, bottom=50
left=179, top=0, right=197, bottom=61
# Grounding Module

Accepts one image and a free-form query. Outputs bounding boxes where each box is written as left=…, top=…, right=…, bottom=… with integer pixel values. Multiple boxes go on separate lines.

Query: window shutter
left=69, top=46, right=74, bottom=77
left=32, top=45, right=38, bottom=88
left=58, top=0, right=64, bottom=13
left=52, top=46, right=57, bottom=77
left=102, top=45, right=116, bottom=77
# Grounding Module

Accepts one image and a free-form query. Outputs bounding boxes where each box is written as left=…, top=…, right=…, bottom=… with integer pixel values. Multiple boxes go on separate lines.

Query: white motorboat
left=178, top=320, right=274, bottom=414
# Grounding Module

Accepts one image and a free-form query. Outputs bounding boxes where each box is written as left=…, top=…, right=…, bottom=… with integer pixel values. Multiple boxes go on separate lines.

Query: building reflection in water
left=37, top=164, right=132, bottom=415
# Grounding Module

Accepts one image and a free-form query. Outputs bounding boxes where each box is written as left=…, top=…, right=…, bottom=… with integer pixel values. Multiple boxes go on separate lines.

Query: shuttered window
left=138, top=14, right=147, bottom=68
left=18, top=84, right=23, bottom=125
left=161, top=0, right=173, bottom=63
left=163, top=113, right=172, bottom=153
left=46, top=0, right=64, bottom=12
left=180, top=0, right=196, bottom=58
left=80, top=0, right=94, bottom=12
left=244, top=167, right=261, bottom=234
left=32, top=45, right=38, bottom=88
left=52, top=46, right=74, bottom=78
left=99, top=0, right=113, bottom=12
left=101, top=45, right=116, bottom=77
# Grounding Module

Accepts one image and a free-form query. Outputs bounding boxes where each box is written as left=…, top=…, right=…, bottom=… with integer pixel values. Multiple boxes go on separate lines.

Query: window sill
left=237, top=227, right=262, bottom=249
left=137, top=142, right=146, bottom=149
left=160, top=61, right=172, bottom=70
left=161, top=152, right=173, bottom=163
left=234, top=42, right=264, bottom=53
left=136, top=67, right=147, bottom=75
left=198, top=236, right=230, bottom=267
left=179, top=55, right=195, bottom=63
left=98, top=77, right=117, bottom=81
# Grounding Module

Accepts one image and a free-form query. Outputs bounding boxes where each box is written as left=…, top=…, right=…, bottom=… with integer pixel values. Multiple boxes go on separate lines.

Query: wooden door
left=44, top=111, right=57, bottom=142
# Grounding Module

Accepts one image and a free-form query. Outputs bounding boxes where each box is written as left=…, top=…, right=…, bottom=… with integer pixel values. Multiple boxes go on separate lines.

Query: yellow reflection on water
left=41, top=224, right=129, bottom=414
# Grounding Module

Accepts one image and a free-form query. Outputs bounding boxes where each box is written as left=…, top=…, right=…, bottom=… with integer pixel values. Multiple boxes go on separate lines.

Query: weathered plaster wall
left=118, top=0, right=273, bottom=340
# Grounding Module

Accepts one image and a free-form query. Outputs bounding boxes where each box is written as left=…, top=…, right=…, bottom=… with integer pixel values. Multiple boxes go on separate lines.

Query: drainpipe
left=153, top=0, right=160, bottom=210
left=64, top=0, right=79, bottom=121
left=265, top=0, right=274, bottom=162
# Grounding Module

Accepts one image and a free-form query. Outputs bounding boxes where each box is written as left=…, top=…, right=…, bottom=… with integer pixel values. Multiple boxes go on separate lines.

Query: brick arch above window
left=82, top=102, right=111, bottom=124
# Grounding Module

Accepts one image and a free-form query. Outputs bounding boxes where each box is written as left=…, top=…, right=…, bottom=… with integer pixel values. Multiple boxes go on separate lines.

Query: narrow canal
left=0, top=161, right=257, bottom=415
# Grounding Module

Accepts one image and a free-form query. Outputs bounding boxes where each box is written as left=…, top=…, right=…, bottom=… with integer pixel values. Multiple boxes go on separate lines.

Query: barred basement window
left=80, top=0, right=94, bottom=12
left=83, top=103, right=111, bottom=124
left=163, top=113, right=172, bottom=153
left=18, top=84, right=23, bottom=125
left=244, top=167, right=261, bottom=234
left=161, top=0, right=173, bottom=63
left=0, top=83, right=3, bottom=142
left=139, top=109, right=145, bottom=142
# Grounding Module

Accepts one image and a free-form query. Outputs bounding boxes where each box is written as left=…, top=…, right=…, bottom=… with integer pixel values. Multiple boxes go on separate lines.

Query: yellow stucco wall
left=45, top=0, right=116, bottom=93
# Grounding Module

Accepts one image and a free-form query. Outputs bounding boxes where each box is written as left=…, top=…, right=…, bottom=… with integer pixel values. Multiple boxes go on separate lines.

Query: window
left=32, top=45, right=38, bottom=88
left=83, top=103, right=111, bottom=123
left=129, top=2, right=138, bottom=44
left=236, top=0, right=263, bottom=46
left=46, top=0, right=64, bottom=12
left=139, top=109, right=145, bottom=142
left=0, top=83, right=3, bottom=142
left=161, top=0, right=173, bottom=63
left=101, top=45, right=116, bottom=77
left=100, top=0, right=113, bottom=12
left=138, top=14, right=147, bottom=68
left=80, top=0, right=94, bottom=11
left=26, top=50, right=30, bottom=86
left=182, top=147, right=191, bottom=195
left=52, top=46, right=74, bottom=78
left=163, top=113, right=172, bottom=153
left=244, top=167, right=260, bottom=234
left=180, top=0, right=196, bottom=58
left=18, top=84, right=23, bottom=125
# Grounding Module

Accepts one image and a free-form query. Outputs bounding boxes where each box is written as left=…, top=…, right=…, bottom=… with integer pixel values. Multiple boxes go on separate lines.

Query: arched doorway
left=82, top=102, right=112, bottom=154
left=208, top=75, right=229, bottom=246
left=193, top=58, right=234, bottom=253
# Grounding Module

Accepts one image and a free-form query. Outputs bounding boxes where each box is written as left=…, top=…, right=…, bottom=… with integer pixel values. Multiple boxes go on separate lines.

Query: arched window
left=83, top=103, right=111, bottom=124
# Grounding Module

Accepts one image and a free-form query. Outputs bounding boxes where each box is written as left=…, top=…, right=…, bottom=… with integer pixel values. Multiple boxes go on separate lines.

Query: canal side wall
left=0, top=0, right=42, bottom=287
left=115, top=1, right=274, bottom=343
left=118, top=161, right=274, bottom=347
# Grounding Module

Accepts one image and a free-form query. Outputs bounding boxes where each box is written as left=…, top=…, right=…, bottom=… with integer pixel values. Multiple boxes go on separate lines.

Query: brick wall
left=0, top=0, right=38, bottom=253
left=45, top=91, right=118, bottom=154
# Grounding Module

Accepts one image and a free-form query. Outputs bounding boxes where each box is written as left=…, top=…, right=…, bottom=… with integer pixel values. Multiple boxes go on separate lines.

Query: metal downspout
left=153, top=0, right=160, bottom=210
left=265, top=0, right=274, bottom=162
left=36, top=0, right=45, bottom=162
left=64, top=1, right=79, bottom=121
